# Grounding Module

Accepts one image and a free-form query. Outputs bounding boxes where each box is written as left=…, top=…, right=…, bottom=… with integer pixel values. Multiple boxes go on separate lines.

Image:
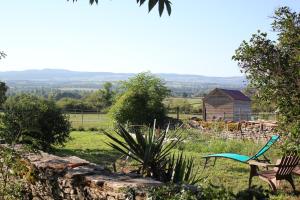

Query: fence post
left=176, top=107, right=179, bottom=120
left=81, top=109, right=84, bottom=127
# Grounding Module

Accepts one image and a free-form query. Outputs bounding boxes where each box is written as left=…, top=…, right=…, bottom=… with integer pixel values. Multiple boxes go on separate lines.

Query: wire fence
left=205, top=112, right=277, bottom=122
left=63, top=109, right=277, bottom=130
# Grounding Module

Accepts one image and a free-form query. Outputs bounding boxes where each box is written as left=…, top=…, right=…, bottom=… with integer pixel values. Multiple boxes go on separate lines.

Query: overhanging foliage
left=69, top=0, right=172, bottom=16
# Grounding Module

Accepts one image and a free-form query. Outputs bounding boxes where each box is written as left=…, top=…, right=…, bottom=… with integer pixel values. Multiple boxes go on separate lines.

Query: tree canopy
left=110, top=72, right=170, bottom=126
left=0, top=94, right=71, bottom=150
left=232, top=7, right=300, bottom=151
left=0, top=82, right=8, bottom=107
left=70, top=0, right=172, bottom=16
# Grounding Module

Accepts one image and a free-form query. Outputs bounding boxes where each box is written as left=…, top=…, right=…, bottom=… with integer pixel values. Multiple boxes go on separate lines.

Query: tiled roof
left=219, top=88, right=251, bottom=101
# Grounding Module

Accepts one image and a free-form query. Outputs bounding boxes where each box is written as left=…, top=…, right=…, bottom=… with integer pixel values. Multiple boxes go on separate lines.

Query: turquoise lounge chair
left=203, top=135, right=280, bottom=167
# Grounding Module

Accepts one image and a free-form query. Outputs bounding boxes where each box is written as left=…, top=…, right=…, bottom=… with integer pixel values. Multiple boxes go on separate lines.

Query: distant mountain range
left=0, top=69, right=248, bottom=94
left=0, top=69, right=246, bottom=83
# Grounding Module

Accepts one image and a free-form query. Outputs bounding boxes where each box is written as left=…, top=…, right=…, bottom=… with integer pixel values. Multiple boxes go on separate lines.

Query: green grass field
left=66, top=97, right=203, bottom=130
left=164, top=97, right=202, bottom=104
left=61, top=111, right=296, bottom=199
left=54, top=130, right=300, bottom=199
left=67, top=112, right=202, bottom=129
left=67, top=113, right=113, bottom=129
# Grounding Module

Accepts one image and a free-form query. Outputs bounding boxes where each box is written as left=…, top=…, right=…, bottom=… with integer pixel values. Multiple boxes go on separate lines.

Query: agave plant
left=103, top=120, right=200, bottom=184
left=167, top=152, right=202, bottom=185
left=104, top=120, right=180, bottom=176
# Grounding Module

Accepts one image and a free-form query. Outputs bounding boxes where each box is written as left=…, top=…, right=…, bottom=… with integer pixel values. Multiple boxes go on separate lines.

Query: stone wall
left=189, top=119, right=278, bottom=142
left=20, top=151, right=161, bottom=200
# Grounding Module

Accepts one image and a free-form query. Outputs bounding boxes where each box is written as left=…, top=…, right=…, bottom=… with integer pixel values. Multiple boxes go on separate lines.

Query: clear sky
left=0, top=0, right=299, bottom=76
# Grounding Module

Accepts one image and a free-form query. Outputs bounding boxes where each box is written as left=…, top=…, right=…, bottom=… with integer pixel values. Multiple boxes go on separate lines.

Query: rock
left=5, top=148, right=163, bottom=200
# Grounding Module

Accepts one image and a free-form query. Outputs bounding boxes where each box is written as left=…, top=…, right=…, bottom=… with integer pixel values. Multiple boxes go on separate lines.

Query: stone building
left=203, top=88, right=251, bottom=121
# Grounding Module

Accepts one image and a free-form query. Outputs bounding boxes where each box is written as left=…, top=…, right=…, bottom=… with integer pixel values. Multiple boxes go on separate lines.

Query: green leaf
left=165, top=1, right=172, bottom=15
left=159, top=0, right=164, bottom=16
left=148, top=0, right=159, bottom=13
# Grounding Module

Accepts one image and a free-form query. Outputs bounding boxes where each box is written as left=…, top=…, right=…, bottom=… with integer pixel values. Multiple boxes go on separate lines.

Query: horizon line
left=0, top=68, right=245, bottom=78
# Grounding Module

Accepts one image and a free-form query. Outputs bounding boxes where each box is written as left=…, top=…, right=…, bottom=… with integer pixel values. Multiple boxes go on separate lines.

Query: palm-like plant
left=168, top=152, right=201, bottom=185
left=103, top=120, right=200, bottom=184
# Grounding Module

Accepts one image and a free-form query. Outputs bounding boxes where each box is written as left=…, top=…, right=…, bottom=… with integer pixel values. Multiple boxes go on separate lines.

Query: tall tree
left=232, top=7, right=300, bottom=151
left=70, top=0, right=172, bottom=16
left=0, top=52, right=7, bottom=107
left=0, top=82, right=8, bottom=107
left=110, top=72, right=170, bottom=126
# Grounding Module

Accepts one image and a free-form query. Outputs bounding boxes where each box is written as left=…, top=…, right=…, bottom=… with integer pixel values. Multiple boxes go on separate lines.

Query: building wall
left=233, top=100, right=252, bottom=121
left=203, top=89, right=252, bottom=122
left=204, top=90, right=234, bottom=121
left=205, top=102, right=234, bottom=121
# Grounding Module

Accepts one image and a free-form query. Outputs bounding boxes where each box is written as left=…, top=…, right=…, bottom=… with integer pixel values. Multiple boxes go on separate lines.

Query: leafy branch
left=0, top=51, right=6, bottom=60
left=69, top=0, right=172, bottom=16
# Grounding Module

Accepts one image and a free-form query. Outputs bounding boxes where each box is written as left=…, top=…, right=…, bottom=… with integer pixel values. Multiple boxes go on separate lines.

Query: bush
left=0, top=146, right=32, bottom=199
left=0, top=94, right=71, bottom=151
left=88, top=127, right=98, bottom=132
left=235, top=186, right=270, bottom=200
left=146, top=184, right=234, bottom=200
left=104, top=122, right=200, bottom=184
left=110, top=72, right=170, bottom=126
left=77, top=126, right=85, bottom=132
left=70, top=127, right=77, bottom=132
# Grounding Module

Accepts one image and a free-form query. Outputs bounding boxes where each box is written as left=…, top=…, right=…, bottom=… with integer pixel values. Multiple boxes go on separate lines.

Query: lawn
left=54, top=131, right=121, bottom=167
left=67, top=113, right=113, bottom=129
left=67, top=113, right=202, bottom=129
left=54, top=130, right=300, bottom=199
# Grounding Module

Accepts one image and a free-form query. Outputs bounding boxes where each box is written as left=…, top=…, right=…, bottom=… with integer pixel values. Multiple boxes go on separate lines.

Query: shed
left=203, top=88, right=251, bottom=121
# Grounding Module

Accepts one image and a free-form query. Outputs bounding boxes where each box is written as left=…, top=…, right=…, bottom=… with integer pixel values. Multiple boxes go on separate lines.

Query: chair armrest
left=247, top=160, right=277, bottom=167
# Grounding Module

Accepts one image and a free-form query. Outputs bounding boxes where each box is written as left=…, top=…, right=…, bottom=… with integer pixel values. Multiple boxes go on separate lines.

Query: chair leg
left=249, top=165, right=258, bottom=188
left=267, top=179, right=277, bottom=192
left=204, top=158, right=209, bottom=169
left=259, top=176, right=277, bottom=192
left=249, top=176, right=252, bottom=188
left=286, top=176, right=296, bottom=192
left=213, top=157, right=217, bottom=166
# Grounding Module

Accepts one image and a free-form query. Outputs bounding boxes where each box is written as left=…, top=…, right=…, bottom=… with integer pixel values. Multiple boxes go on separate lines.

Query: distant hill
left=0, top=69, right=134, bottom=82
left=0, top=69, right=246, bottom=83
left=0, top=69, right=248, bottom=95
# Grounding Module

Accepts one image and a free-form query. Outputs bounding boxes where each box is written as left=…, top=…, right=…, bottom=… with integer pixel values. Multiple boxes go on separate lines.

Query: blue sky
left=0, top=1, right=299, bottom=76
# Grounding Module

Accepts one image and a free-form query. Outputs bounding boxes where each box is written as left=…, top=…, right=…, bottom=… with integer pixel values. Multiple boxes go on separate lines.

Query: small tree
left=85, top=82, right=115, bottom=112
left=110, top=72, right=170, bottom=126
left=0, top=52, right=8, bottom=108
left=232, top=7, right=300, bottom=151
left=0, top=94, right=71, bottom=151
left=0, top=82, right=8, bottom=107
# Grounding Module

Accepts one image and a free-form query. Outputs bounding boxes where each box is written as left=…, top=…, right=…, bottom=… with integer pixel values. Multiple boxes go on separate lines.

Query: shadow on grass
left=227, top=166, right=249, bottom=173
left=53, top=148, right=122, bottom=167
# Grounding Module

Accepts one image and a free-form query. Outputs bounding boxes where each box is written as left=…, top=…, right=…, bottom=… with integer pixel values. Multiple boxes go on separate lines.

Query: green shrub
left=109, top=72, right=170, bottom=126
left=147, top=185, right=202, bottom=200
left=78, top=126, right=85, bottom=131
left=70, top=127, right=77, bottom=132
left=103, top=121, right=200, bottom=184
left=0, top=146, right=31, bottom=199
left=0, top=94, right=71, bottom=151
left=88, top=127, right=98, bottom=132
left=147, top=184, right=234, bottom=200
left=235, top=186, right=270, bottom=200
